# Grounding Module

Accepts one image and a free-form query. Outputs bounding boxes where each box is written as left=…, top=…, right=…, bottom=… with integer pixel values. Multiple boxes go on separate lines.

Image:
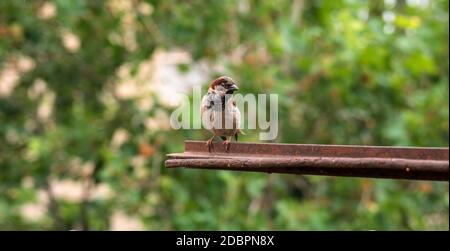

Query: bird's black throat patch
left=221, top=95, right=226, bottom=111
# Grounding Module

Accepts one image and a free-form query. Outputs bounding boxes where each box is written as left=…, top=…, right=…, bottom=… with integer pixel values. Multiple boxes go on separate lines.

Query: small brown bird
left=201, top=76, right=244, bottom=152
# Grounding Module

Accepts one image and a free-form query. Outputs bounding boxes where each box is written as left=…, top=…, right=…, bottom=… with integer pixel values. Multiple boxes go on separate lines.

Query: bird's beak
left=229, top=84, right=239, bottom=91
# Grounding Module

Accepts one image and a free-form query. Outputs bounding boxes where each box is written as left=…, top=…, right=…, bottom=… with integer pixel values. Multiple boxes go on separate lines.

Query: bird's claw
left=222, top=140, right=231, bottom=152
left=206, top=139, right=213, bottom=152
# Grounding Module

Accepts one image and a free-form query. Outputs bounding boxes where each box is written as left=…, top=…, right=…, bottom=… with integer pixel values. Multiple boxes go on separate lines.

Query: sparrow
left=201, top=76, right=244, bottom=152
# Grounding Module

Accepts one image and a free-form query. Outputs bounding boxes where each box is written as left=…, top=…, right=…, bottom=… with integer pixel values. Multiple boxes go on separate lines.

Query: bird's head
left=209, top=76, right=239, bottom=94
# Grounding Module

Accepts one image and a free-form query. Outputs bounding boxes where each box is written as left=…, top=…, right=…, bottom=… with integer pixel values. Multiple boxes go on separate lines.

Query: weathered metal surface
left=165, top=141, right=449, bottom=181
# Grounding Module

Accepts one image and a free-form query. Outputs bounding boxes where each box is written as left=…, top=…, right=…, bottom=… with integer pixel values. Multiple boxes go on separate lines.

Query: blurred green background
left=0, top=0, right=448, bottom=230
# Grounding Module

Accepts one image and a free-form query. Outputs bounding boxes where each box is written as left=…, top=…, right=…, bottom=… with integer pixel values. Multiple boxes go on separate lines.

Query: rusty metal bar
left=165, top=141, right=449, bottom=181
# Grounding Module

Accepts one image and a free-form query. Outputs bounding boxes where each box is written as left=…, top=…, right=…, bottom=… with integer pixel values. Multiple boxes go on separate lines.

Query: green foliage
left=0, top=0, right=448, bottom=230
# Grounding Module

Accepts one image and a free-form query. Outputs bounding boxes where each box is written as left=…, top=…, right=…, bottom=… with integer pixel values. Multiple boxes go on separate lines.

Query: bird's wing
left=232, top=100, right=241, bottom=130
left=231, top=100, right=240, bottom=141
left=231, top=99, right=246, bottom=136
left=201, top=94, right=215, bottom=132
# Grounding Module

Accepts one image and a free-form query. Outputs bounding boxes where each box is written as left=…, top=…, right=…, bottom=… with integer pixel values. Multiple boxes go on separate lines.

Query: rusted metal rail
left=165, top=141, right=449, bottom=181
